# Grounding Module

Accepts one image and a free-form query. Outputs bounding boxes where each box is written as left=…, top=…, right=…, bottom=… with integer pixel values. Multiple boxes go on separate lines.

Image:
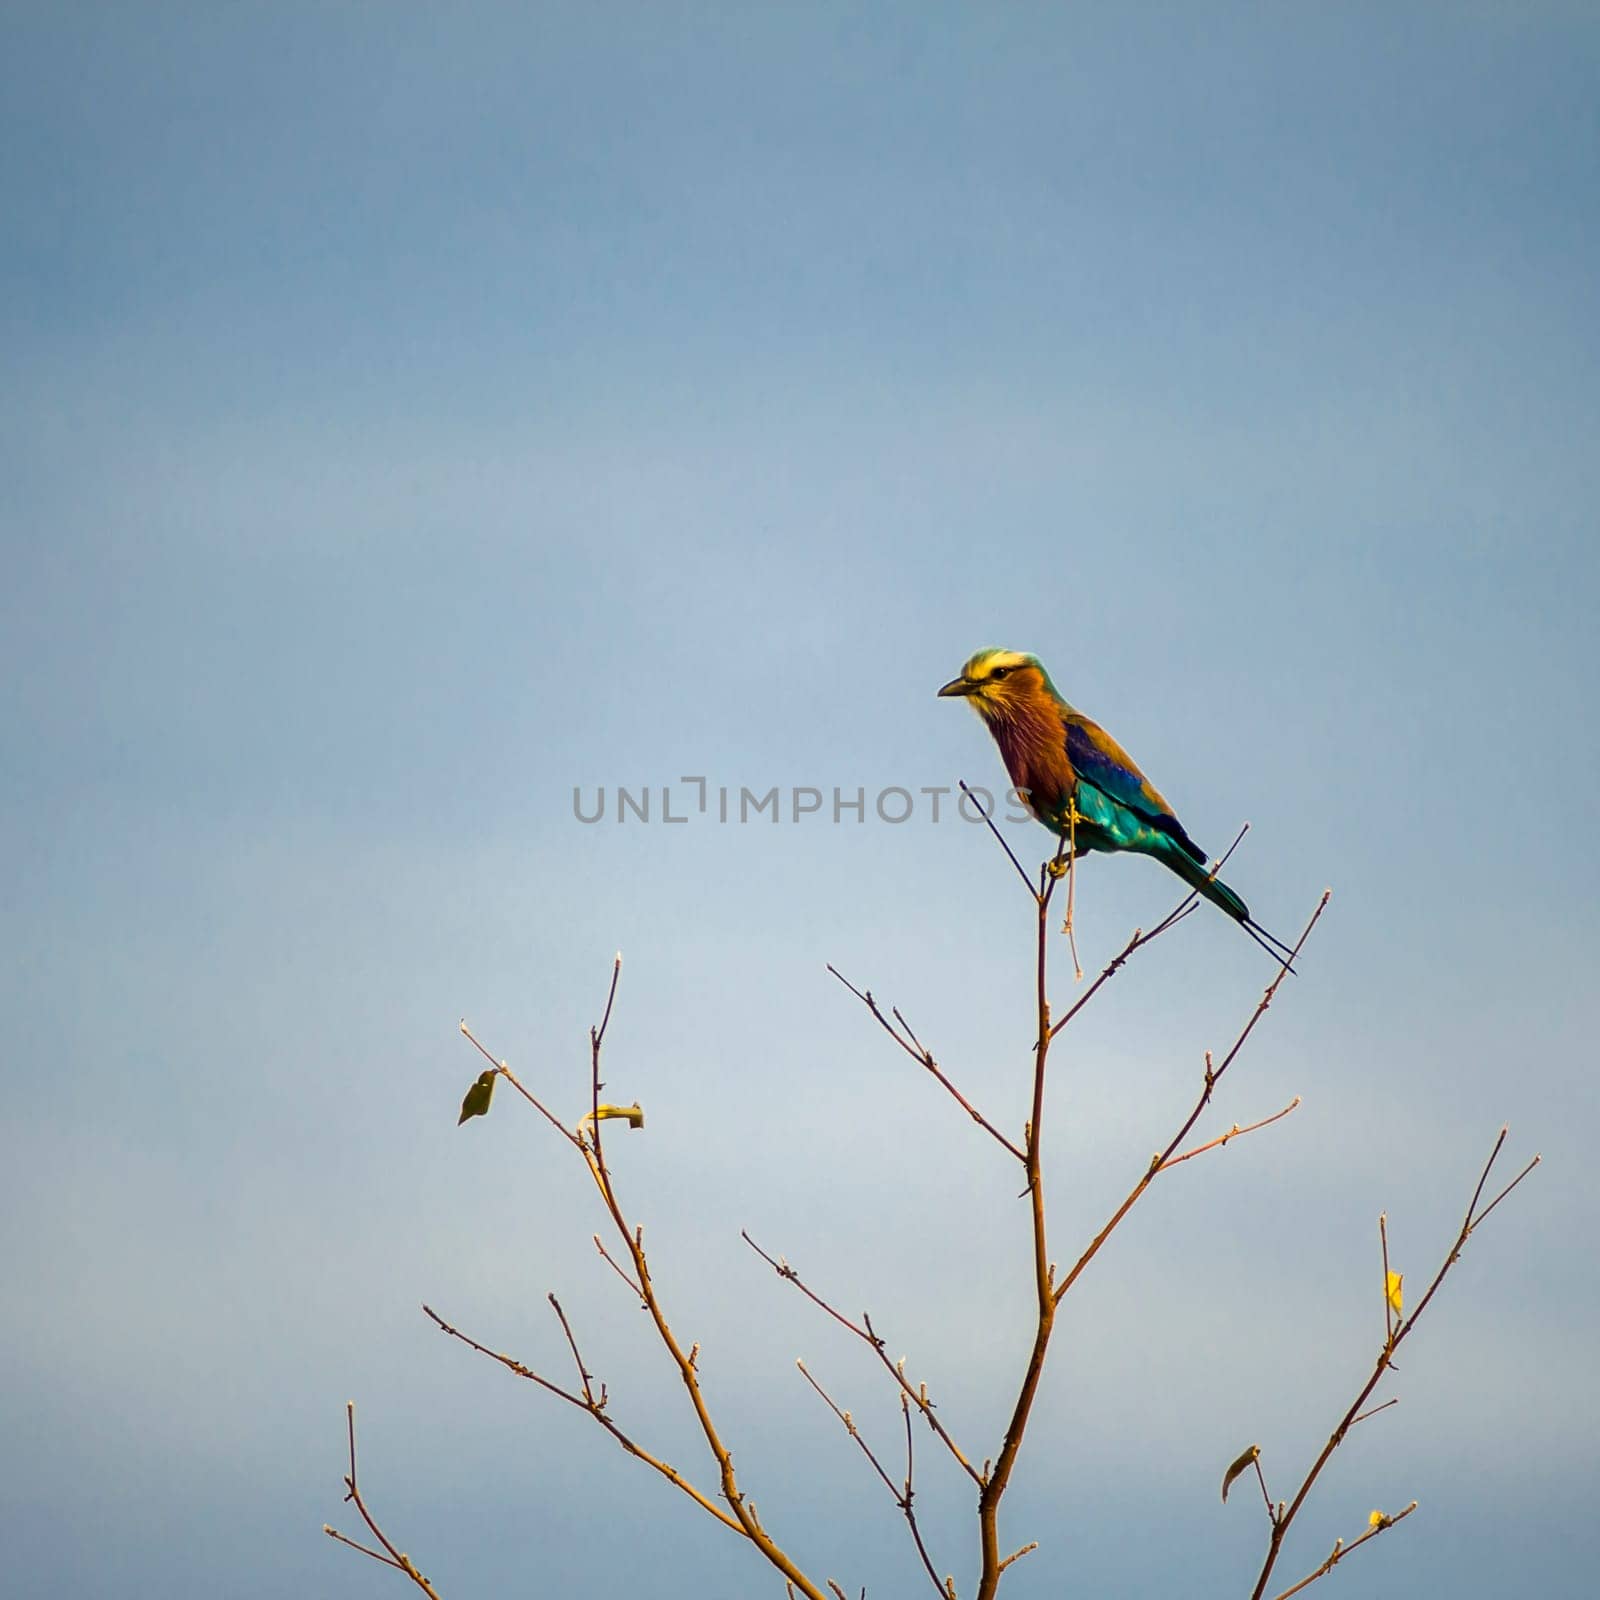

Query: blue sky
left=3, top=4, right=1597, bottom=1597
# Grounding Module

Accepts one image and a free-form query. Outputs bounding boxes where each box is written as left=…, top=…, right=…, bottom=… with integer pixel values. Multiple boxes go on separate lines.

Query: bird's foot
left=1045, top=853, right=1078, bottom=880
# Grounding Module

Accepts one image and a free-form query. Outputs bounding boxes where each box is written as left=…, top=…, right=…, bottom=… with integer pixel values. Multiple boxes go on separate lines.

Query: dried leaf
left=581, top=1102, right=646, bottom=1131
left=1221, top=1443, right=1260, bottom=1504
left=458, top=1070, right=497, bottom=1124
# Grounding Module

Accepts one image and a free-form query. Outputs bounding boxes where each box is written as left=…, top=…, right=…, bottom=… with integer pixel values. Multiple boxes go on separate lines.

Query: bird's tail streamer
left=1166, top=846, right=1299, bottom=973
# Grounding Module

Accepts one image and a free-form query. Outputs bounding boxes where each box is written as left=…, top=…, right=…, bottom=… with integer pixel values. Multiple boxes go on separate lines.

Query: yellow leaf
left=1386, top=1271, right=1404, bottom=1318
left=581, top=1102, right=646, bottom=1131
left=1369, top=1508, right=1390, bottom=1529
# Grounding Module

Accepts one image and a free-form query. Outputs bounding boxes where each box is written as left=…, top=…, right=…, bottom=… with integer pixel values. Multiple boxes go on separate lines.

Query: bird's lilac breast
left=990, top=707, right=1075, bottom=815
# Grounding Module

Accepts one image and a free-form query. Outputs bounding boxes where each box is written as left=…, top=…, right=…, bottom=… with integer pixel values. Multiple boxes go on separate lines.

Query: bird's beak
left=937, top=676, right=975, bottom=698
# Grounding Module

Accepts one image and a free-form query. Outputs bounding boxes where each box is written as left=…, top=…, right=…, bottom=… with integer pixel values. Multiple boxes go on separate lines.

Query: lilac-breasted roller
left=939, top=648, right=1295, bottom=966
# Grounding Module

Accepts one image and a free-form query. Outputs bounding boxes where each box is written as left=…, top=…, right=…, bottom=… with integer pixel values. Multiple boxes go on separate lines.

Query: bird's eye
left=990, top=666, right=1011, bottom=681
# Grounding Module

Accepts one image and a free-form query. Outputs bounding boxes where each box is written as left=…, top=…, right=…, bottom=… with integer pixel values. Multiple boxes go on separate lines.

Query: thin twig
left=584, top=959, right=617, bottom=1174
left=959, top=778, right=1036, bottom=897
left=742, top=1231, right=981, bottom=1486
left=1380, top=1214, right=1394, bottom=1344
left=1268, top=1503, right=1418, bottom=1600
left=1472, top=1152, right=1541, bottom=1233
left=1042, top=913, right=1175, bottom=1045
left=594, top=951, right=622, bottom=1050
left=575, top=972, right=831, bottom=1600
left=324, top=1525, right=408, bottom=1570
left=1395, top=1146, right=1540, bottom=1346
left=422, top=1304, right=741, bottom=1533
left=997, top=1541, right=1038, bottom=1574
left=794, top=1363, right=947, bottom=1598
left=898, top=1394, right=948, bottom=1598
left=323, top=1402, right=443, bottom=1598
left=1350, top=1398, right=1399, bottom=1427
left=1461, top=1125, right=1507, bottom=1224
left=459, top=1020, right=578, bottom=1147
left=1253, top=1452, right=1274, bottom=1523
left=592, top=1233, right=644, bottom=1298
left=1054, top=892, right=1329, bottom=1308
left=826, top=967, right=1026, bottom=1163
left=784, top=1362, right=938, bottom=1595
left=796, top=1361, right=900, bottom=1500
left=448, top=968, right=834, bottom=1600
left=1160, top=1097, right=1302, bottom=1170
left=549, top=1293, right=598, bottom=1408
left=1248, top=1129, right=1539, bottom=1600
left=1043, top=824, right=1251, bottom=1044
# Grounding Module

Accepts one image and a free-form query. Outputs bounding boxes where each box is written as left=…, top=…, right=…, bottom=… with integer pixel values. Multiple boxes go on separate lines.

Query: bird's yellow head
left=936, top=648, right=1052, bottom=722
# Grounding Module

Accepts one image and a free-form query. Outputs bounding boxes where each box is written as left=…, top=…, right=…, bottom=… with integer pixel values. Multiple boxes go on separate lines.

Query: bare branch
left=1350, top=1398, right=1399, bottom=1428
left=1268, top=1503, right=1418, bottom=1600
left=1461, top=1125, right=1508, bottom=1225
left=742, top=1231, right=981, bottom=1486
left=432, top=793, right=1515, bottom=1600
left=594, top=950, right=623, bottom=1050
left=899, top=1391, right=948, bottom=1599
left=959, top=778, right=1037, bottom=898
left=324, top=1402, right=443, bottom=1598
left=1471, top=1153, right=1541, bottom=1233
left=459, top=1020, right=578, bottom=1147
left=827, top=968, right=1026, bottom=1163
left=465, top=968, right=836, bottom=1600
left=422, top=1304, right=741, bottom=1534
left=997, top=1542, right=1038, bottom=1574
left=796, top=1360, right=901, bottom=1502
left=592, top=1233, right=643, bottom=1299
left=549, top=1293, right=598, bottom=1408
left=1044, top=822, right=1251, bottom=1044
left=1160, top=1097, right=1301, bottom=1170
left=1253, top=1452, right=1275, bottom=1523
left=1157, top=891, right=1327, bottom=1150
left=1396, top=1152, right=1539, bottom=1344
left=1380, top=1213, right=1394, bottom=1344
left=794, top=1361, right=947, bottom=1594
left=1053, top=892, right=1329, bottom=1309
left=1041, top=910, right=1187, bottom=1044
left=1248, top=1128, right=1538, bottom=1600
left=324, top=1524, right=411, bottom=1571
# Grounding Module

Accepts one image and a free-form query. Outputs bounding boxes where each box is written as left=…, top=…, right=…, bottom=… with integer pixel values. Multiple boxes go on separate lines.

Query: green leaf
left=458, top=1070, right=498, bottom=1125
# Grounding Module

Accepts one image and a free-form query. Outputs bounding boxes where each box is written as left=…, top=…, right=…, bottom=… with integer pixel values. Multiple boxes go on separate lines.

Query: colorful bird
left=938, top=648, right=1295, bottom=967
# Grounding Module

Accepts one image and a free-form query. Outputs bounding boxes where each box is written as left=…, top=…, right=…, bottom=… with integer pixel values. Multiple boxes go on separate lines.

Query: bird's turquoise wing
left=1063, top=717, right=1207, bottom=864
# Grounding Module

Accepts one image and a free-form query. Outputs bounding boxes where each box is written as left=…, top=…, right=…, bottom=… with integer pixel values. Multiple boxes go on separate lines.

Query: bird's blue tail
left=1162, top=842, right=1297, bottom=972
